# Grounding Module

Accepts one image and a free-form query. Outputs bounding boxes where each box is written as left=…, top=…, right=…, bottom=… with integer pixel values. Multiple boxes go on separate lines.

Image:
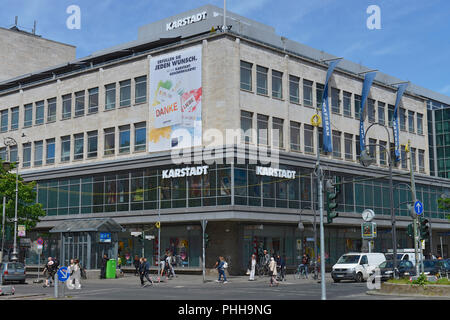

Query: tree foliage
left=0, top=160, right=46, bottom=232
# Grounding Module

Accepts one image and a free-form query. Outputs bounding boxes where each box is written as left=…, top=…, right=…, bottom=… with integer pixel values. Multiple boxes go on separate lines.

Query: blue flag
left=359, top=72, right=377, bottom=153
left=393, top=83, right=408, bottom=162
left=321, top=59, right=341, bottom=153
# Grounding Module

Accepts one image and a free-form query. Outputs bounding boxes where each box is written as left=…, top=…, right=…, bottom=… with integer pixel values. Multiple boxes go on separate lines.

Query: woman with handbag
left=269, top=257, right=278, bottom=287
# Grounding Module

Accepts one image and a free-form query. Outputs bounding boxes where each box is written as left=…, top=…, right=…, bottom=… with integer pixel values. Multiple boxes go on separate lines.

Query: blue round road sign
left=57, top=267, right=70, bottom=282
left=414, top=200, right=424, bottom=215
left=37, top=237, right=43, bottom=245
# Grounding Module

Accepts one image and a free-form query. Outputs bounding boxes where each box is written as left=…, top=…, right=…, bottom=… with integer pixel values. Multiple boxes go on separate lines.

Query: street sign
left=414, top=200, right=424, bottom=215
left=18, top=225, right=26, bottom=237
left=37, top=237, right=44, bottom=245
left=361, top=222, right=377, bottom=239
left=57, top=267, right=70, bottom=282
left=99, top=232, right=111, bottom=243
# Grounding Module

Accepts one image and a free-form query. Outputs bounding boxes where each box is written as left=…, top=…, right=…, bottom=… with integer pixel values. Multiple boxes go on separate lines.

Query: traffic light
left=326, top=177, right=340, bottom=223
left=419, top=217, right=430, bottom=240
left=407, top=223, right=414, bottom=238
left=204, top=233, right=209, bottom=248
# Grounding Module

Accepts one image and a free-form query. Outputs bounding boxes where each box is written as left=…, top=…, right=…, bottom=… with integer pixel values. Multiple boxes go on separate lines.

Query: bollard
left=54, top=276, right=58, bottom=298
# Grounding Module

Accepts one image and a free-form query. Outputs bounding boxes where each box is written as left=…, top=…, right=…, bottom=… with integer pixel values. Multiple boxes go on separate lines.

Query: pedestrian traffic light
left=204, top=233, right=209, bottom=248
left=326, top=177, right=340, bottom=223
left=407, top=223, right=414, bottom=238
left=419, top=217, right=430, bottom=240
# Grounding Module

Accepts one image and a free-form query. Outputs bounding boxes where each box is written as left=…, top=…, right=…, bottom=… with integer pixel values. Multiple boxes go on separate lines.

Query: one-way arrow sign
left=414, top=200, right=424, bottom=215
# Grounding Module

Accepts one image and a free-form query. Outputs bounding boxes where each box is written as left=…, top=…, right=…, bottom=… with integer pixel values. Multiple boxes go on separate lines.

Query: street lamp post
left=4, top=137, right=19, bottom=262
left=359, top=123, right=397, bottom=276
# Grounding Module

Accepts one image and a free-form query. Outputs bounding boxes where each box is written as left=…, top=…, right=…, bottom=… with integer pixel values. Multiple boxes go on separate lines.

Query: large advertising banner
left=148, top=46, right=202, bottom=152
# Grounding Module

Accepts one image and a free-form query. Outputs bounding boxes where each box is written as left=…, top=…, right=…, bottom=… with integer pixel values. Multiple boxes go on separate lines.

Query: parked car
left=385, top=249, right=423, bottom=266
left=422, top=260, right=448, bottom=277
left=376, top=260, right=416, bottom=281
left=331, top=252, right=386, bottom=283
left=0, top=262, right=26, bottom=285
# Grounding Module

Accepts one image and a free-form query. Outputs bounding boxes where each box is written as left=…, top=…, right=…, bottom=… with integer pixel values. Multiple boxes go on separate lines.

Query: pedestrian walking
left=42, top=257, right=56, bottom=288
left=133, top=255, right=140, bottom=276
left=249, top=254, right=256, bottom=281
left=269, top=257, right=278, bottom=287
left=117, top=255, right=124, bottom=276
left=100, top=254, right=108, bottom=279
left=215, top=256, right=228, bottom=283
left=67, top=259, right=74, bottom=287
left=142, top=258, right=153, bottom=287
left=67, top=259, right=82, bottom=289
left=167, top=251, right=176, bottom=278
left=276, top=255, right=286, bottom=281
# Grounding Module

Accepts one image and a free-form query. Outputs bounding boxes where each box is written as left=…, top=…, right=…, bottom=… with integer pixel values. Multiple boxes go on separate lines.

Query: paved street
left=2, top=273, right=448, bottom=300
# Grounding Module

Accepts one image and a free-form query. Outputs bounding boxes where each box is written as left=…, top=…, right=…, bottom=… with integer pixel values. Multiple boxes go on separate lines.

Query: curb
left=366, top=290, right=450, bottom=299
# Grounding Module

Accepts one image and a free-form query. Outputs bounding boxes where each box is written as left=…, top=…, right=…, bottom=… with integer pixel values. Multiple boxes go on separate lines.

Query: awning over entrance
left=49, top=218, right=124, bottom=233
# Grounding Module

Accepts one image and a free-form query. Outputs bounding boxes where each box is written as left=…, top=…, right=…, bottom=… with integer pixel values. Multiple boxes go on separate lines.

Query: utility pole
left=407, top=140, right=423, bottom=275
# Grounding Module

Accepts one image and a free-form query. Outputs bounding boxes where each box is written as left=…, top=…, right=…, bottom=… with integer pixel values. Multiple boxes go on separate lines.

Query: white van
left=331, top=252, right=386, bottom=283
left=385, top=249, right=423, bottom=266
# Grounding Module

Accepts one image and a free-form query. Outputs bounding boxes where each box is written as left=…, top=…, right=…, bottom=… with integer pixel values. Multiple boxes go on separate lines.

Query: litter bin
left=106, top=259, right=116, bottom=279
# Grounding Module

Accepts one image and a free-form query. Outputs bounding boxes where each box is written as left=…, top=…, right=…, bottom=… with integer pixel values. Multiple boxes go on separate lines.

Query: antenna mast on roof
left=223, top=0, right=227, bottom=30
left=32, top=20, right=37, bottom=34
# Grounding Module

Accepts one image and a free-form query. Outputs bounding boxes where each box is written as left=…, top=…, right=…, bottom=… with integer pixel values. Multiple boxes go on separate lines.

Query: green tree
left=437, top=195, right=450, bottom=220
left=0, top=160, right=46, bottom=235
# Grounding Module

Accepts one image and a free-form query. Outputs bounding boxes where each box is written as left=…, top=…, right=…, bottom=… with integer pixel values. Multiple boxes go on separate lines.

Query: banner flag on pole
left=321, top=59, right=341, bottom=153
left=359, top=72, right=377, bottom=153
left=393, top=82, right=408, bottom=162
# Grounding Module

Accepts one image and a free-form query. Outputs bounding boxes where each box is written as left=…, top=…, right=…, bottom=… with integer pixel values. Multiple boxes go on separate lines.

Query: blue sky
left=1, top=0, right=449, bottom=96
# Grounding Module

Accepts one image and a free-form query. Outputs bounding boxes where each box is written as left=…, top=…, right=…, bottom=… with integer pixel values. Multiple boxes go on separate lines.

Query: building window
left=34, top=141, right=43, bottom=166
left=356, top=135, right=361, bottom=161
left=369, top=138, right=377, bottom=163
left=303, top=79, right=313, bottom=107
left=289, top=75, right=300, bottom=104
left=290, top=121, right=301, bottom=152
left=418, top=149, right=425, bottom=173
left=104, top=128, right=115, bottom=156
left=344, top=133, right=353, bottom=160
left=417, top=113, right=423, bottom=135
left=272, top=70, right=283, bottom=99
left=354, top=95, right=361, bottom=120
left=318, top=127, right=324, bottom=154
left=411, top=147, right=417, bottom=171
left=343, top=91, right=352, bottom=117
left=22, top=143, right=31, bottom=168
left=272, top=117, right=284, bottom=148
left=134, top=122, right=146, bottom=152
left=399, top=108, right=406, bottom=131
left=378, top=102, right=385, bottom=126
left=0, top=147, right=6, bottom=160
left=120, top=80, right=131, bottom=107
left=9, top=145, right=17, bottom=163
left=135, top=76, right=147, bottom=104
left=316, top=83, right=324, bottom=108
left=46, top=138, right=55, bottom=164
left=87, top=131, right=98, bottom=158
left=379, top=140, right=387, bottom=166
left=256, top=66, right=268, bottom=95
left=1, top=109, right=8, bottom=132
left=11, top=107, right=19, bottom=130
left=74, top=91, right=85, bottom=117
left=331, top=88, right=340, bottom=114
left=35, top=101, right=44, bottom=125
left=257, top=114, right=269, bottom=146
left=24, top=104, right=33, bottom=127
left=408, top=110, right=415, bottom=133
left=387, top=104, right=394, bottom=127
left=240, top=111, right=253, bottom=143
left=105, top=83, right=116, bottom=110
left=240, top=61, right=252, bottom=91
left=61, top=136, right=71, bottom=162
left=401, top=145, right=407, bottom=169
left=304, top=124, right=314, bottom=153
left=62, top=94, right=72, bottom=119
left=47, top=98, right=57, bottom=122
left=88, top=87, right=99, bottom=113
left=74, top=133, right=84, bottom=160
left=367, top=99, right=375, bottom=123
left=332, top=131, right=341, bottom=158
left=119, top=125, right=131, bottom=154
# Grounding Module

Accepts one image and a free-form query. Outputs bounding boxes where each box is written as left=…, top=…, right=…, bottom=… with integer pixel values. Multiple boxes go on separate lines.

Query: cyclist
left=299, top=253, right=310, bottom=278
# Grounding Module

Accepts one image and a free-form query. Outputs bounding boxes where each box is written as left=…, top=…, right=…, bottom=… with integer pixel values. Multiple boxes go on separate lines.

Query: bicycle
left=294, top=264, right=308, bottom=279
left=256, top=263, right=269, bottom=278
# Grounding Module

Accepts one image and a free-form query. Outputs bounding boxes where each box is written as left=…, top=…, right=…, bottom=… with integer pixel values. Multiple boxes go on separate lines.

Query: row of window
left=0, top=76, right=147, bottom=132
left=240, top=61, right=424, bottom=134
left=0, top=122, right=147, bottom=168
left=240, top=111, right=426, bottom=172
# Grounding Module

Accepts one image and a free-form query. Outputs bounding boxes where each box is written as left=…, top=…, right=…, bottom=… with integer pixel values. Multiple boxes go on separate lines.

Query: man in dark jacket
left=139, top=258, right=153, bottom=287
left=133, top=255, right=140, bottom=276
left=100, top=254, right=108, bottom=279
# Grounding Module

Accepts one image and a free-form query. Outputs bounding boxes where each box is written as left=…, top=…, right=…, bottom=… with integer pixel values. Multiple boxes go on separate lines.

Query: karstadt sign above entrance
left=166, top=11, right=208, bottom=31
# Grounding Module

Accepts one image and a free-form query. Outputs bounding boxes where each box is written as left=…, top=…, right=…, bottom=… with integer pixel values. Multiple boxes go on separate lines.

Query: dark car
left=376, top=260, right=416, bottom=281
left=0, top=262, right=26, bottom=285
left=422, top=260, right=448, bottom=277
